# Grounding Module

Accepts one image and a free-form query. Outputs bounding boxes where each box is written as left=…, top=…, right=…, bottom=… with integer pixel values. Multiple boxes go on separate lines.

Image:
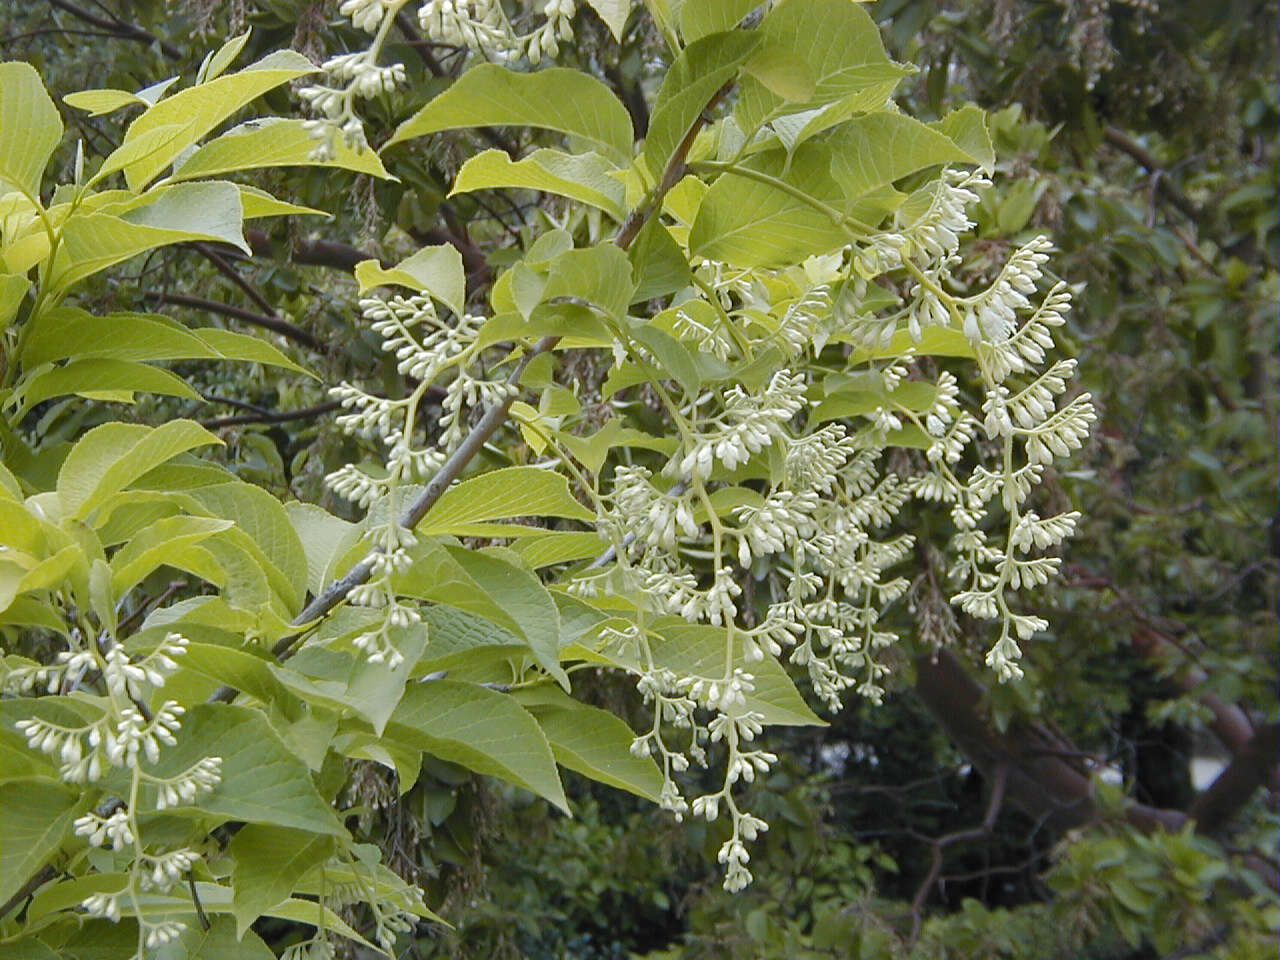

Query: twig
left=47, top=0, right=181, bottom=59
left=1102, top=126, right=1198, bottom=221
left=141, top=291, right=322, bottom=352
left=199, top=399, right=343, bottom=429
left=909, top=764, right=1009, bottom=943
left=189, top=242, right=280, bottom=318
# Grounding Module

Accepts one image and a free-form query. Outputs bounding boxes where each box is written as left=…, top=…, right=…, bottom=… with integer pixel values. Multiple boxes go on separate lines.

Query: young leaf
left=416, top=466, right=594, bottom=532
left=0, top=62, right=62, bottom=199
left=120, top=50, right=316, bottom=189
left=387, top=63, right=634, bottom=165
left=451, top=148, right=627, bottom=220
left=57, top=420, right=221, bottom=520
left=172, top=118, right=394, bottom=182
left=354, top=243, right=465, bottom=317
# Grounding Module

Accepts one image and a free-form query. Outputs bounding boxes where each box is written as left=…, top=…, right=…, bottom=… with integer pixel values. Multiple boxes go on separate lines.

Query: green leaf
left=0, top=779, right=86, bottom=908
left=386, top=680, right=568, bottom=812
left=13, top=358, right=201, bottom=411
left=57, top=420, right=221, bottom=519
left=199, top=28, right=254, bottom=84
left=515, top=686, right=663, bottom=800
left=183, top=482, right=308, bottom=612
left=812, top=379, right=940, bottom=422
left=629, top=321, right=703, bottom=394
left=451, top=148, right=626, bottom=220
left=22, top=308, right=211, bottom=366
left=51, top=181, right=249, bottom=293
left=826, top=112, right=988, bottom=199
left=229, top=825, right=335, bottom=936
left=689, top=143, right=857, bottom=268
left=583, top=0, right=631, bottom=40
left=286, top=502, right=359, bottom=595
left=932, top=104, right=995, bottom=173
left=144, top=703, right=345, bottom=835
left=0, top=272, right=29, bottom=329
left=387, top=63, right=634, bottom=165
left=173, top=118, right=394, bottom=182
left=542, top=243, right=636, bottom=319
left=354, top=243, right=466, bottom=317
left=680, top=0, right=761, bottom=41
left=509, top=531, right=610, bottom=568
left=558, top=417, right=679, bottom=474
left=628, top=216, right=692, bottom=302
left=734, top=0, right=905, bottom=135
left=120, top=50, right=316, bottom=189
left=109, top=515, right=234, bottom=595
left=62, top=88, right=148, bottom=117
left=444, top=547, right=568, bottom=688
left=415, top=604, right=529, bottom=675
left=417, top=466, right=594, bottom=533
left=0, top=62, right=62, bottom=199
left=645, top=31, right=760, bottom=178
left=278, top=629, right=429, bottom=736
left=88, top=121, right=195, bottom=189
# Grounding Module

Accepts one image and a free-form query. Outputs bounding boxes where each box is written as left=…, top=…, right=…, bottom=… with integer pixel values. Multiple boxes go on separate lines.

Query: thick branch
left=1103, top=126, right=1199, bottom=221
left=141, top=291, right=321, bottom=352
left=1188, top=723, right=1280, bottom=834
left=47, top=0, right=181, bottom=59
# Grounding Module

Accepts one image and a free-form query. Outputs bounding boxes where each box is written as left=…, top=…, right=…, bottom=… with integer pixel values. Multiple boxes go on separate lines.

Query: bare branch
left=140, top=291, right=322, bottom=352
left=47, top=0, right=181, bottom=59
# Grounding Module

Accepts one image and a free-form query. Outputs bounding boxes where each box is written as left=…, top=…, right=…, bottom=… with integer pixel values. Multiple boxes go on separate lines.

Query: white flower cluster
left=578, top=170, right=1093, bottom=891
left=327, top=291, right=503, bottom=667
left=8, top=629, right=223, bottom=953
left=419, top=0, right=578, bottom=64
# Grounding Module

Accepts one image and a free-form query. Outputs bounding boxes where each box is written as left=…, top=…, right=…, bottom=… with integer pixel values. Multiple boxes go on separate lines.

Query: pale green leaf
left=173, top=118, right=394, bottom=182
left=735, top=0, right=905, bottom=135
left=680, top=0, right=760, bottom=41
left=0, top=62, right=62, bottom=198
left=583, top=0, right=631, bottom=40
left=415, top=604, right=529, bottom=675
left=387, top=680, right=568, bottom=812
left=62, top=88, right=147, bottom=117
left=278, top=629, right=429, bottom=736
left=417, top=466, right=594, bottom=533
left=200, top=28, right=253, bottom=84
left=89, top=121, right=195, bottom=188
left=354, top=243, right=465, bottom=316
left=542, top=243, right=635, bottom=318
left=0, top=272, right=29, bottom=329
left=121, top=50, right=316, bottom=189
left=50, top=182, right=249, bottom=292
left=646, top=31, right=760, bottom=178
left=237, top=183, right=328, bottom=219
left=183, top=482, right=308, bottom=611
left=21, top=308, right=212, bottom=366
left=445, top=547, right=568, bottom=687
left=515, top=686, right=663, bottom=801
left=451, top=148, right=626, bottom=220
left=58, top=419, right=222, bottom=520
left=689, top=143, right=871, bottom=267
left=286, top=501, right=358, bottom=595
left=509, top=531, right=610, bottom=568
left=230, top=825, right=335, bottom=937
left=932, top=104, right=995, bottom=173
left=387, top=63, right=634, bottom=164
left=186, top=327, right=314, bottom=377
left=109, top=515, right=233, bottom=595
left=826, top=112, right=987, bottom=198
left=144, top=703, right=345, bottom=834
left=14, top=358, right=201, bottom=412
left=0, top=780, right=86, bottom=907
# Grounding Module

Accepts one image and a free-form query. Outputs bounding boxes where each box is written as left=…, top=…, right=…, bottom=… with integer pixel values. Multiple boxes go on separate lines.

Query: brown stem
left=199, top=399, right=343, bottom=429
left=1188, top=723, right=1280, bottom=834
left=47, top=0, right=181, bottom=59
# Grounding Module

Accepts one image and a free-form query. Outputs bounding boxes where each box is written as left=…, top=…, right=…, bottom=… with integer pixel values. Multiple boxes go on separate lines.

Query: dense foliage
left=0, top=2, right=1275, bottom=959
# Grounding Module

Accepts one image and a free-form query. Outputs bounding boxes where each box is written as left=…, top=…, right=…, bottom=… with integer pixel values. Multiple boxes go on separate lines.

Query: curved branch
left=141, top=291, right=322, bottom=352
left=47, top=0, right=181, bottom=59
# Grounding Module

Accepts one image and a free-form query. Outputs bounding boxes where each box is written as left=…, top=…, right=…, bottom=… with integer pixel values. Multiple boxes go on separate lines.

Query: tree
left=0, top=2, right=1274, bottom=958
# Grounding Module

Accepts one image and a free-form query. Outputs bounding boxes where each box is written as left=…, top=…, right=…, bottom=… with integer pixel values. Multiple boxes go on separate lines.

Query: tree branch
left=1187, top=723, right=1280, bottom=834
left=199, top=399, right=343, bottom=429
left=47, top=0, right=181, bottom=59
left=141, top=291, right=322, bottom=352
left=1103, top=125, right=1199, bottom=221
